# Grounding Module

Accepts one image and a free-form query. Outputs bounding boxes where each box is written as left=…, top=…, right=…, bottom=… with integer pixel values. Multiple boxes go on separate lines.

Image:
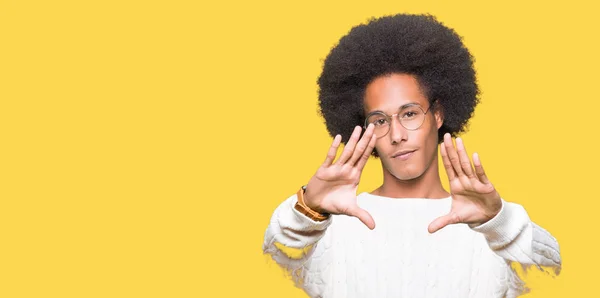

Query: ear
left=434, top=103, right=444, bottom=129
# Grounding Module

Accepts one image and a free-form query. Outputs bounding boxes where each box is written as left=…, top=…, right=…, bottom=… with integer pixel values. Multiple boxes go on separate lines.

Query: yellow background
left=1, top=0, right=598, bottom=297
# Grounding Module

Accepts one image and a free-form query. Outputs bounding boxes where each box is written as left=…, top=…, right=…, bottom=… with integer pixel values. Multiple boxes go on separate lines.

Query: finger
left=355, top=131, right=377, bottom=170
left=428, top=212, right=462, bottom=234
left=323, top=134, right=342, bottom=166
left=473, top=152, right=490, bottom=184
left=346, top=205, right=376, bottom=230
left=348, top=123, right=375, bottom=166
left=439, top=141, right=456, bottom=180
left=455, top=137, right=475, bottom=178
left=335, top=126, right=362, bottom=165
left=444, top=133, right=465, bottom=177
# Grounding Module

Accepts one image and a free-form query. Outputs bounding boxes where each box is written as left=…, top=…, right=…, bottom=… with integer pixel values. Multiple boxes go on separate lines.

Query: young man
left=263, top=14, right=561, bottom=298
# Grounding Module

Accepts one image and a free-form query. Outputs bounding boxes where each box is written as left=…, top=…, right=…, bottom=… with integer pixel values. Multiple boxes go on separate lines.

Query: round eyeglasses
left=364, top=100, right=437, bottom=139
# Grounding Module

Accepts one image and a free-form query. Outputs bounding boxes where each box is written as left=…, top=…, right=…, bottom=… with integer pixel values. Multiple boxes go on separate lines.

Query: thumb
left=346, top=205, right=376, bottom=230
left=428, top=212, right=461, bottom=234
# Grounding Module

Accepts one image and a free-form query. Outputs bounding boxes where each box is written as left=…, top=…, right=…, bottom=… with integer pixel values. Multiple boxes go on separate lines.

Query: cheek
left=413, top=128, right=439, bottom=164
left=424, top=137, right=440, bottom=164
left=373, top=139, right=385, bottom=155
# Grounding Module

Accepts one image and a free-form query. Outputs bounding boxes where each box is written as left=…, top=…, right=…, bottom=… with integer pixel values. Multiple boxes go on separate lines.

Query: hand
left=428, top=133, right=502, bottom=233
left=304, top=124, right=378, bottom=229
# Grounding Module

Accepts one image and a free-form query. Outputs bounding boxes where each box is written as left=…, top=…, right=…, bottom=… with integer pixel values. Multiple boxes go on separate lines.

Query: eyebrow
left=367, top=102, right=420, bottom=114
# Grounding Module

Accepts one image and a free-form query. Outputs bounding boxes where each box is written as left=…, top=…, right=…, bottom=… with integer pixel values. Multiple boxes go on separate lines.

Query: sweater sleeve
left=262, top=192, right=332, bottom=272
left=470, top=199, right=562, bottom=274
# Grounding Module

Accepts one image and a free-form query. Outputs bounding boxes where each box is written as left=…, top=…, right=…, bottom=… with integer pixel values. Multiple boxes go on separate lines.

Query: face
left=363, top=73, right=443, bottom=181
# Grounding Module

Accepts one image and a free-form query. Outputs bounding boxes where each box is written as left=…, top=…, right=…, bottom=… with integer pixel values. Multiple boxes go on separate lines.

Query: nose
left=389, top=116, right=407, bottom=144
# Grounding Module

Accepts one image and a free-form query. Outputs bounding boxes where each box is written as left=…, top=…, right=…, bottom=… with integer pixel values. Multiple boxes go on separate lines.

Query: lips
left=391, top=149, right=417, bottom=159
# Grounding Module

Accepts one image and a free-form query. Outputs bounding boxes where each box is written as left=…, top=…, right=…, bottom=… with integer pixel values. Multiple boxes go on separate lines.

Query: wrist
left=303, top=186, right=326, bottom=214
left=295, top=185, right=330, bottom=221
left=482, top=196, right=503, bottom=224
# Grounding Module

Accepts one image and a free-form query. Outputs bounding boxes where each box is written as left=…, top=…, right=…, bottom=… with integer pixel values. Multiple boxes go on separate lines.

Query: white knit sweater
left=263, top=192, right=561, bottom=298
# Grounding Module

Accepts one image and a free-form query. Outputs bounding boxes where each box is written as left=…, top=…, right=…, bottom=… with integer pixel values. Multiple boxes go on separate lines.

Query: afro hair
left=317, top=13, right=479, bottom=157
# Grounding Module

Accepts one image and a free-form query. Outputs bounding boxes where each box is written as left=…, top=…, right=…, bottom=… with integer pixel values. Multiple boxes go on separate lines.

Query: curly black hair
left=317, top=13, right=479, bottom=157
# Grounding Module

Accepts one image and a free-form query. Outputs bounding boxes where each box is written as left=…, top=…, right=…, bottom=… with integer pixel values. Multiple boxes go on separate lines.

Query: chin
left=386, top=163, right=425, bottom=181
left=392, top=169, right=423, bottom=181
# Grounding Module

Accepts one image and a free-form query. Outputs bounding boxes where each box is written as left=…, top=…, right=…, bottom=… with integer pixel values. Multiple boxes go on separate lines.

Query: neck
left=373, top=153, right=449, bottom=199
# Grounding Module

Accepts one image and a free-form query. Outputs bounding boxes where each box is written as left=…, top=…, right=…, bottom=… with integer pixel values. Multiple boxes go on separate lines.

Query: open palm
left=428, top=133, right=502, bottom=233
left=304, top=124, right=377, bottom=229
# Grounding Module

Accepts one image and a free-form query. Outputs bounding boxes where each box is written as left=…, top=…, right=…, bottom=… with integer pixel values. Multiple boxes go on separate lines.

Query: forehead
left=363, top=73, right=429, bottom=113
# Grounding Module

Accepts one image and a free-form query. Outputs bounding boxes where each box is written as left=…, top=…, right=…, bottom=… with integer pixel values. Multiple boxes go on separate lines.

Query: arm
left=470, top=200, right=561, bottom=273
left=264, top=124, right=378, bottom=265
left=430, top=134, right=561, bottom=274
left=262, top=192, right=332, bottom=270
left=263, top=125, right=377, bottom=296
left=263, top=193, right=334, bottom=297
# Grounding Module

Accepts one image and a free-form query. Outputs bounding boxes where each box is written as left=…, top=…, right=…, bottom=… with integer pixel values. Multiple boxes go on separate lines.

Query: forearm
left=262, top=193, right=332, bottom=269
left=471, top=200, right=561, bottom=272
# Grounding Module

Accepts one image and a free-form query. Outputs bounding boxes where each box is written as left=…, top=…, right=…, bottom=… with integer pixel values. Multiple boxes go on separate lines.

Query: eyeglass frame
left=363, top=99, right=438, bottom=139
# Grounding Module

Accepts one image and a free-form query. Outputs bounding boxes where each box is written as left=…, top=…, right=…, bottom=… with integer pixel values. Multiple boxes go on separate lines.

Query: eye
left=400, top=106, right=423, bottom=119
left=367, top=113, right=389, bottom=126
left=402, top=111, right=417, bottom=118
left=373, top=118, right=388, bottom=126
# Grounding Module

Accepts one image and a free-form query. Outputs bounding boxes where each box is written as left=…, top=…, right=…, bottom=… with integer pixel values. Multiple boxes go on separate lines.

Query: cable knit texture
left=263, top=192, right=561, bottom=298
